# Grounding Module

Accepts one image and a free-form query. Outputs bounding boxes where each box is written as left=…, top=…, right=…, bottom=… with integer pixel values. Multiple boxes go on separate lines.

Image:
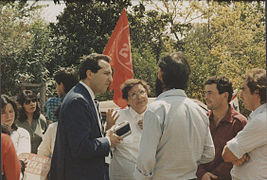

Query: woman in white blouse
left=1, top=95, right=31, bottom=155
left=109, top=79, right=150, bottom=180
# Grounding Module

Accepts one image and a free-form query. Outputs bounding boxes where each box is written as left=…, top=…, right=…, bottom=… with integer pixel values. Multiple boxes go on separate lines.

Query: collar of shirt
left=209, top=104, right=235, bottom=124
left=79, top=81, right=95, bottom=101
left=157, top=89, right=187, bottom=100
left=129, top=107, right=145, bottom=122
left=249, top=103, right=267, bottom=120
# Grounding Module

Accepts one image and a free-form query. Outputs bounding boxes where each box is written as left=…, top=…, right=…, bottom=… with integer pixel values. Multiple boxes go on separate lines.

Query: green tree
left=48, top=1, right=173, bottom=99
left=0, top=2, right=52, bottom=96
left=209, top=1, right=265, bottom=88
left=132, top=44, right=158, bottom=97
left=48, top=1, right=131, bottom=70
left=184, top=23, right=220, bottom=102
left=183, top=1, right=265, bottom=116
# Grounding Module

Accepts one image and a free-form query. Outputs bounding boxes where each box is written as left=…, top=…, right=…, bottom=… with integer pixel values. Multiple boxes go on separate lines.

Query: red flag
left=103, top=8, right=133, bottom=108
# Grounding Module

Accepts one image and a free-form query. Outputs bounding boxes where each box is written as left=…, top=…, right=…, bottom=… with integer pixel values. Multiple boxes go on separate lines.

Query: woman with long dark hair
left=16, top=90, right=48, bottom=154
left=1, top=94, right=31, bottom=155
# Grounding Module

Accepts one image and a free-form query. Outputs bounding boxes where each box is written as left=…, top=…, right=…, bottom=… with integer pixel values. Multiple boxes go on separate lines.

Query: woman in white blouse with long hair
left=1, top=94, right=31, bottom=155
left=109, top=79, right=150, bottom=180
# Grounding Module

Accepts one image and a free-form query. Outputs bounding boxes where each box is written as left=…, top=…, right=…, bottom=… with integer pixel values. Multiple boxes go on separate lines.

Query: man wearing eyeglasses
left=134, top=52, right=215, bottom=180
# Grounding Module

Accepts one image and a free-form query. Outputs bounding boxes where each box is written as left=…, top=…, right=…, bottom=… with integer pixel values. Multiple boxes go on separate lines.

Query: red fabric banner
left=103, top=8, right=133, bottom=108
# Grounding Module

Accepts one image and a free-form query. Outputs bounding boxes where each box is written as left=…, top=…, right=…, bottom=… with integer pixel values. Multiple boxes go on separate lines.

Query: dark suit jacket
left=49, top=83, right=110, bottom=180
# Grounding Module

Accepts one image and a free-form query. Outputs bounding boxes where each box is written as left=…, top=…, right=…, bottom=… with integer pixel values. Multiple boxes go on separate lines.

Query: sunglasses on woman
left=24, top=98, right=37, bottom=105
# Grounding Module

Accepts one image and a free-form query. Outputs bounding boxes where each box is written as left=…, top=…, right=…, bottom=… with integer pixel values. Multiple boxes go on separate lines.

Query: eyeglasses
left=24, top=99, right=37, bottom=105
left=128, top=90, right=147, bottom=99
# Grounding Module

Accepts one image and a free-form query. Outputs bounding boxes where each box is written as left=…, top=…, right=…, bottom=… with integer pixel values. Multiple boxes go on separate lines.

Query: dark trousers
left=104, top=163, right=109, bottom=180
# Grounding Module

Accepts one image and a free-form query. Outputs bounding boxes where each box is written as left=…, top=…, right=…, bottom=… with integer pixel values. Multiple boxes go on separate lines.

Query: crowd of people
left=1, top=52, right=266, bottom=180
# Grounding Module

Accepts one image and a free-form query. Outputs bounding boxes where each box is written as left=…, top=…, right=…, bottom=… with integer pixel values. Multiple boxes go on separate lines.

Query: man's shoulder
left=147, top=98, right=168, bottom=112
left=64, top=85, right=90, bottom=103
left=231, top=108, right=248, bottom=124
left=149, top=96, right=199, bottom=109
left=233, top=113, right=247, bottom=123
left=251, top=109, right=267, bottom=127
left=47, top=97, right=61, bottom=102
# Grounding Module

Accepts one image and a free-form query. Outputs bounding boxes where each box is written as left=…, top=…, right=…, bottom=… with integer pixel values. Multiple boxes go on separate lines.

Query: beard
left=155, top=77, right=164, bottom=96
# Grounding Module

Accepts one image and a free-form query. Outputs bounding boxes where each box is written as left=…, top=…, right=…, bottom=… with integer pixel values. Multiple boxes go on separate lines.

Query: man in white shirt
left=134, top=52, right=215, bottom=180
left=222, top=68, right=267, bottom=180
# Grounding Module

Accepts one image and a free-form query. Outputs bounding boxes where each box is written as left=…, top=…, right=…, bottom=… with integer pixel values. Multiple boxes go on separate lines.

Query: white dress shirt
left=109, top=107, right=145, bottom=180
left=227, top=103, right=267, bottom=180
left=134, top=89, right=215, bottom=180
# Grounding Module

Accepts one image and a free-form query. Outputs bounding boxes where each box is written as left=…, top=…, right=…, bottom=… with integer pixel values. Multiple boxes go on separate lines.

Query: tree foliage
left=184, top=1, right=265, bottom=115
left=0, top=2, right=51, bottom=96
left=1, top=0, right=265, bottom=113
left=48, top=1, right=131, bottom=70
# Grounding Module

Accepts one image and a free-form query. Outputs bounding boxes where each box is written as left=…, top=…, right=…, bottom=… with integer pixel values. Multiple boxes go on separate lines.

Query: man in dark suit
left=49, top=53, right=122, bottom=180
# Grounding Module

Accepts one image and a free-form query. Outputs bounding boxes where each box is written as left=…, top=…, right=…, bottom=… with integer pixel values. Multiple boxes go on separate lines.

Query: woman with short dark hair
left=109, top=79, right=150, bottom=180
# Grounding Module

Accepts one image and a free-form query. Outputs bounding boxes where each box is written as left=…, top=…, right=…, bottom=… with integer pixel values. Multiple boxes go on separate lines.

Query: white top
left=11, top=127, right=31, bottom=156
left=227, top=103, right=267, bottom=180
left=112, top=107, right=144, bottom=161
left=37, top=122, right=58, bottom=157
left=134, top=89, right=215, bottom=180
left=109, top=107, right=144, bottom=180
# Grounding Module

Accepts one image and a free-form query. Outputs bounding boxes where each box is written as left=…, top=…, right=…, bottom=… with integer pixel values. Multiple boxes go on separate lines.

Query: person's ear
left=157, top=69, right=163, bottom=81
left=224, top=92, right=229, bottom=100
left=86, top=70, right=93, bottom=80
left=253, top=89, right=260, bottom=96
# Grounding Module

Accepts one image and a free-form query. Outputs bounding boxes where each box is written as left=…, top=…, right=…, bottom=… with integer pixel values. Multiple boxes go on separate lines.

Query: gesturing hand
left=106, top=109, right=119, bottom=130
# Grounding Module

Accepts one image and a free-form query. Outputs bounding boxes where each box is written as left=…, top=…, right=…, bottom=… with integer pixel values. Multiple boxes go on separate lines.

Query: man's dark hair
left=158, top=52, right=191, bottom=90
left=244, top=68, right=266, bottom=104
left=79, top=53, right=111, bottom=80
left=54, top=67, right=78, bottom=94
left=205, top=76, right=233, bottom=103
